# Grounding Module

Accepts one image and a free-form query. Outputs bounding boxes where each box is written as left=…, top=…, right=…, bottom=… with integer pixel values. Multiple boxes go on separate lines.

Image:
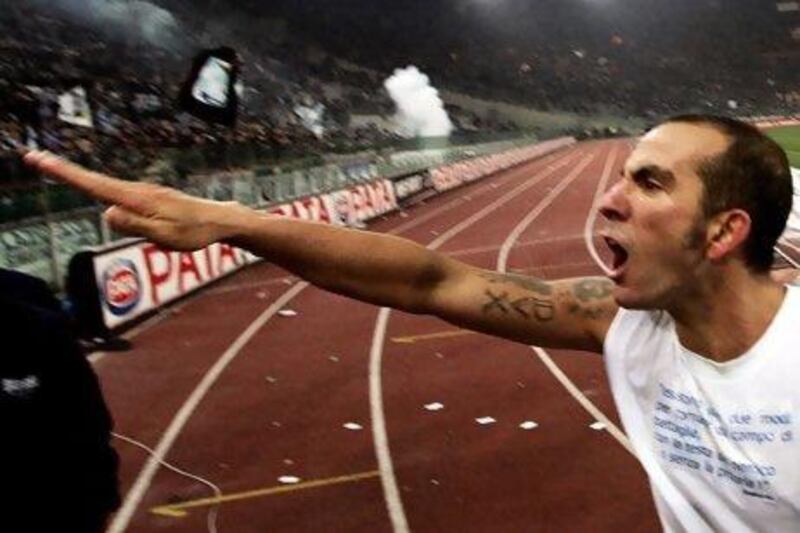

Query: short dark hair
left=663, top=114, right=792, bottom=273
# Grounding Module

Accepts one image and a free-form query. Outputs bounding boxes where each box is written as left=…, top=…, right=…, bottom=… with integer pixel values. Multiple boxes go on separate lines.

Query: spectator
left=0, top=268, right=120, bottom=532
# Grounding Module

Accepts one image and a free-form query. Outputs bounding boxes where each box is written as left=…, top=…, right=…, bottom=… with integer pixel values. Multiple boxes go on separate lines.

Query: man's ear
left=705, top=209, right=751, bottom=262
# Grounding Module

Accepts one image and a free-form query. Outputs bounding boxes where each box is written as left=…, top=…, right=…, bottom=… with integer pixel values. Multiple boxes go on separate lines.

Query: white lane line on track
left=89, top=274, right=295, bottom=364
left=531, top=346, right=634, bottom=455
left=447, top=233, right=588, bottom=258
left=370, top=308, right=409, bottom=533
left=775, top=243, right=800, bottom=268
left=496, top=154, right=596, bottom=271
left=778, top=239, right=800, bottom=254
left=108, top=149, right=573, bottom=532
left=368, top=148, right=586, bottom=533
left=584, top=145, right=618, bottom=277
left=389, top=151, right=565, bottom=236
left=107, top=281, right=309, bottom=533
left=496, top=142, right=635, bottom=455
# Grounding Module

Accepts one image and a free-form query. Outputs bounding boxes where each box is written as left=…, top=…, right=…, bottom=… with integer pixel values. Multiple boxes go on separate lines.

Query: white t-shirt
left=604, top=285, right=800, bottom=532
left=784, top=168, right=800, bottom=238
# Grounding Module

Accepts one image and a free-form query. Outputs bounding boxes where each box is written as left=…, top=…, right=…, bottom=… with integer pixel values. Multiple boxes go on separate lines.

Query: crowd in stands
left=1, top=0, right=798, bottom=221
left=0, top=2, right=511, bottom=197
left=259, top=0, right=799, bottom=120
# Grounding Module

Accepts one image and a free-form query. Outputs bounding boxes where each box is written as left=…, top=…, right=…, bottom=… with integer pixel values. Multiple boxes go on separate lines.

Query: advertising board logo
left=102, top=259, right=142, bottom=316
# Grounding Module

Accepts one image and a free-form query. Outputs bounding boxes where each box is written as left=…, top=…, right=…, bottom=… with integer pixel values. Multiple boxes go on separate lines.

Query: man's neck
left=670, top=267, right=787, bottom=363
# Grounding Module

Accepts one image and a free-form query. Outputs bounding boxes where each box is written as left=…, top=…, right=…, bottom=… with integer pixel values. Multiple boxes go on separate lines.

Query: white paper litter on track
left=475, top=416, right=496, bottom=425
left=424, top=402, right=444, bottom=411
left=343, top=422, right=363, bottom=431
left=519, top=421, right=539, bottom=430
left=590, top=421, right=606, bottom=431
left=278, top=476, right=301, bottom=484
left=277, top=309, right=298, bottom=317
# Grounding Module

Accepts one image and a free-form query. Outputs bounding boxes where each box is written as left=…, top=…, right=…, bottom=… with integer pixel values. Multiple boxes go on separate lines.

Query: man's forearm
left=225, top=209, right=451, bottom=312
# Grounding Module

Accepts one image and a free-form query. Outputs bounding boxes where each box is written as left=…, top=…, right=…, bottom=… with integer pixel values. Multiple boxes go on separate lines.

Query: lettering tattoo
left=510, top=296, right=555, bottom=321
left=482, top=289, right=554, bottom=322
left=483, top=289, right=510, bottom=314
left=480, top=272, right=553, bottom=295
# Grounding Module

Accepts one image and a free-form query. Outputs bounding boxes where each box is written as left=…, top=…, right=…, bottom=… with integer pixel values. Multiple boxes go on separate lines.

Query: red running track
left=92, top=138, right=663, bottom=533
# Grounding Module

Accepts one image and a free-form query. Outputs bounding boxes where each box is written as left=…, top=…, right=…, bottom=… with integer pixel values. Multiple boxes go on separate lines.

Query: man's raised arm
left=24, top=151, right=617, bottom=352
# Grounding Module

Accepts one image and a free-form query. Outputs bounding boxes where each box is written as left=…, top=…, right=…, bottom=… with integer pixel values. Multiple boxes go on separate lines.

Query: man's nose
left=598, top=180, right=629, bottom=222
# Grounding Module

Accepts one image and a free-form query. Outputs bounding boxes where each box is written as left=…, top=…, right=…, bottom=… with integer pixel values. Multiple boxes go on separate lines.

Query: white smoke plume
left=384, top=66, right=453, bottom=138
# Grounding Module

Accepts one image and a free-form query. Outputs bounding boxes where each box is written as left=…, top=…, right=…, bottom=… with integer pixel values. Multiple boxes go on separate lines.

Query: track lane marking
left=107, top=281, right=310, bottom=533
left=496, top=142, right=635, bottom=453
left=371, top=149, right=580, bottom=533
left=370, top=309, right=409, bottom=532
left=391, top=329, right=472, bottom=344
left=109, top=149, right=577, bottom=532
left=149, top=470, right=380, bottom=518
left=531, top=346, right=634, bottom=454
left=369, top=148, right=590, bottom=533
left=584, top=145, right=619, bottom=276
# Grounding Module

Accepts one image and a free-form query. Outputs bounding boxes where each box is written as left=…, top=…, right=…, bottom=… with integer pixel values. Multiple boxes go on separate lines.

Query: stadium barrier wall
left=68, top=137, right=573, bottom=335
left=751, top=116, right=800, bottom=129
left=0, top=139, right=527, bottom=288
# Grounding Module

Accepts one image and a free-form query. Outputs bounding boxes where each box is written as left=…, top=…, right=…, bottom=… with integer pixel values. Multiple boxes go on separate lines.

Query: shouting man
left=24, top=115, right=799, bottom=532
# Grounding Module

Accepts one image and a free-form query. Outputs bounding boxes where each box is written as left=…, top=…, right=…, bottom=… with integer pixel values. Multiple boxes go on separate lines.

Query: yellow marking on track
left=390, top=330, right=473, bottom=344
left=150, top=470, right=380, bottom=518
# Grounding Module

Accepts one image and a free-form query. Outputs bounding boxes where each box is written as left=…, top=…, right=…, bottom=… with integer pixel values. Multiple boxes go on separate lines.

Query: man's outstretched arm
left=24, top=151, right=618, bottom=352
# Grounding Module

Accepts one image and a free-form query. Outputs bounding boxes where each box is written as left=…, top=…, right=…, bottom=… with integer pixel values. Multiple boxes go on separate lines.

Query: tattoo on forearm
left=572, top=279, right=613, bottom=302
left=483, top=289, right=554, bottom=321
left=480, top=272, right=553, bottom=295
left=566, top=279, right=613, bottom=320
left=568, top=303, right=605, bottom=320
left=483, top=290, right=510, bottom=314
left=511, top=296, right=555, bottom=321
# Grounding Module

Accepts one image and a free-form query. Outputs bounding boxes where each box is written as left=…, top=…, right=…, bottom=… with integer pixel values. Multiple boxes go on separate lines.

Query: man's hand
left=23, top=150, right=246, bottom=251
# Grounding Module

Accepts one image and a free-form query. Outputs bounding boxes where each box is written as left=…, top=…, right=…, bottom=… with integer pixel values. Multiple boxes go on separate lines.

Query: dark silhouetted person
left=0, top=268, right=120, bottom=532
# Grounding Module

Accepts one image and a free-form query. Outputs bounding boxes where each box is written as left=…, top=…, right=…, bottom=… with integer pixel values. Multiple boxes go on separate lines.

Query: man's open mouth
left=604, top=236, right=629, bottom=274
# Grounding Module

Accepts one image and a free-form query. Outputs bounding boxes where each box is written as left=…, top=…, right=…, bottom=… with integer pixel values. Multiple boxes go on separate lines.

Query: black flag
left=178, top=46, right=240, bottom=127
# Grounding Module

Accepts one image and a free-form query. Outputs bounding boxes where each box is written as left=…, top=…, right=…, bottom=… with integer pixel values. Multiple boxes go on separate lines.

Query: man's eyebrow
left=631, top=164, right=676, bottom=185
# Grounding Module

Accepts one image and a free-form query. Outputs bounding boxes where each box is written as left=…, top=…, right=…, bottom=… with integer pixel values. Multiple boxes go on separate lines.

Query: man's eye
left=634, top=174, right=661, bottom=191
